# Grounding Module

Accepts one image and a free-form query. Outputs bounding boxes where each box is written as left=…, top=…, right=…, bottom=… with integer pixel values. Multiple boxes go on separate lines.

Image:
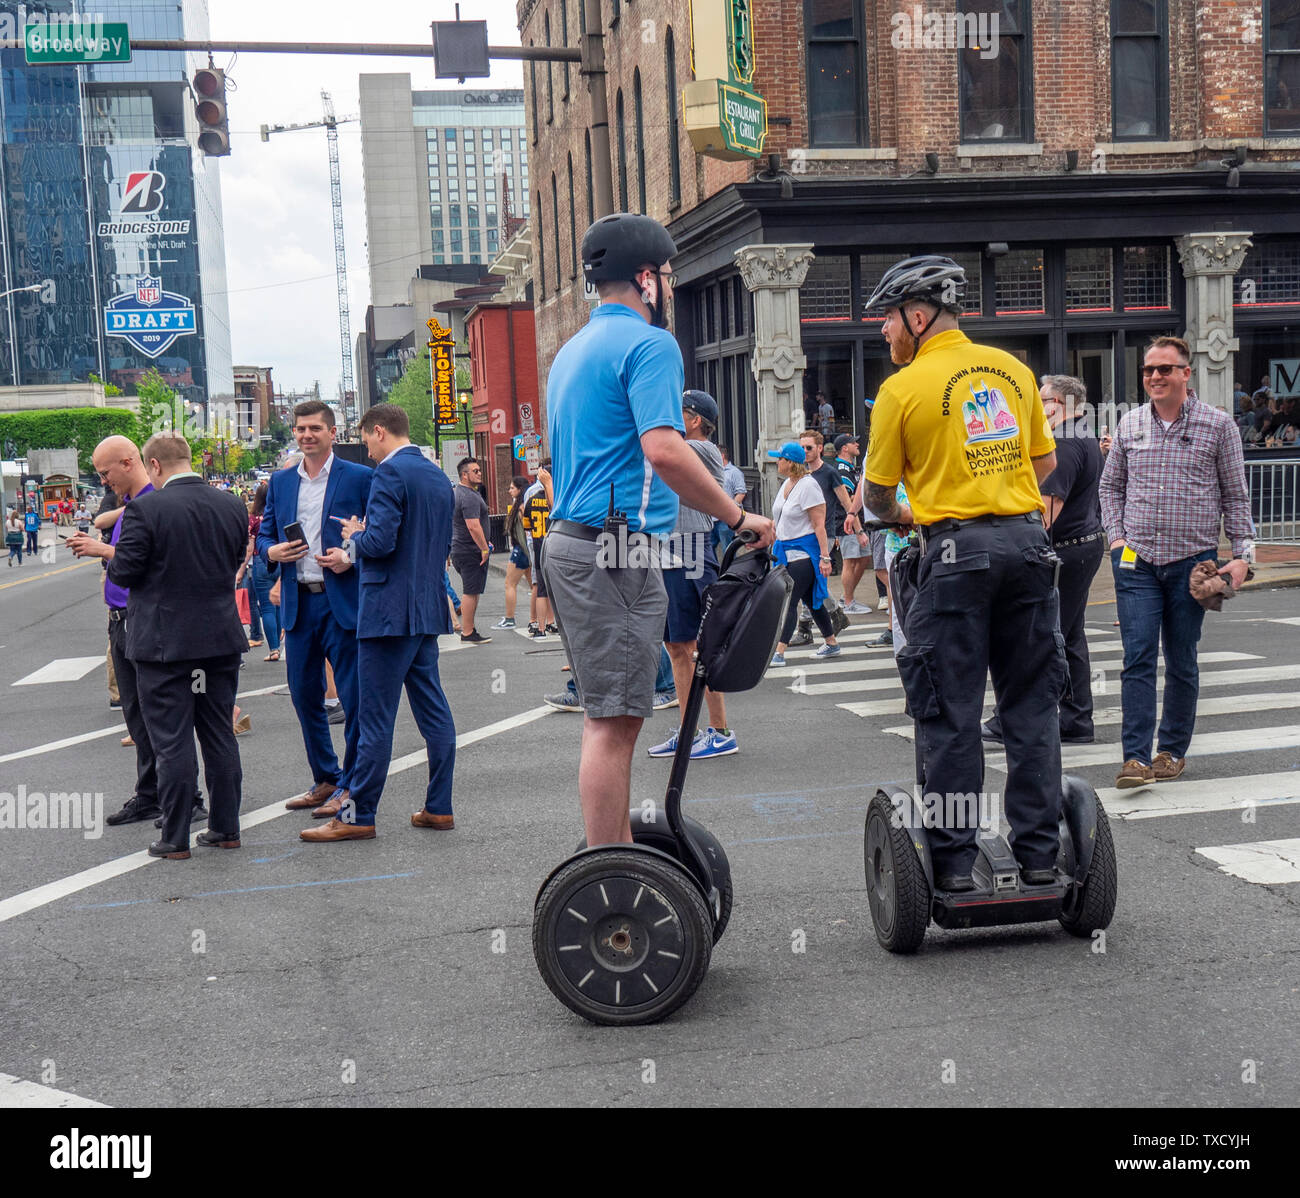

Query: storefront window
left=803, top=343, right=855, bottom=435
left=1236, top=238, right=1300, bottom=307
left=1266, top=0, right=1300, bottom=134
left=1122, top=245, right=1170, bottom=309
left=801, top=254, right=851, bottom=322
left=1067, top=331, right=1118, bottom=422
left=995, top=249, right=1045, bottom=314
left=1065, top=247, right=1114, bottom=312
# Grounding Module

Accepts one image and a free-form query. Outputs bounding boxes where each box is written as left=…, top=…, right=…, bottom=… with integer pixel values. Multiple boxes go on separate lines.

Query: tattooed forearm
left=864, top=481, right=905, bottom=524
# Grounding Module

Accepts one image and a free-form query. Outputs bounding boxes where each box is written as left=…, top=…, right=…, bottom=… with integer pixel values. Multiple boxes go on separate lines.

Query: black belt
left=298, top=579, right=325, bottom=594
left=1053, top=530, right=1104, bottom=548
left=550, top=520, right=603, bottom=541
left=919, top=511, right=1042, bottom=536
left=108, top=607, right=126, bottom=623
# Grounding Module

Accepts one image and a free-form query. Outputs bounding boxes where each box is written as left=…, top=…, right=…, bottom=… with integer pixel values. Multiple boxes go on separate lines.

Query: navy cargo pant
left=895, top=515, right=1066, bottom=876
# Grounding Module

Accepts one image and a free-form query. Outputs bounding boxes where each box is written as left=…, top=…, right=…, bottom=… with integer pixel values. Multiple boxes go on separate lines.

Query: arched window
left=544, top=12, right=553, bottom=123
left=665, top=27, right=681, bottom=207
left=584, top=129, right=594, bottom=226
left=551, top=172, right=561, bottom=292
left=536, top=190, right=546, bottom=299
left=529, top=41, right=539, bottom=145
left=560, top=0, right=570, bottom=98
left=633, top=69, right=646, bottom=214
left=615, top=89, right=628, bottom=212
left=567, top=153, right=578, bottom=278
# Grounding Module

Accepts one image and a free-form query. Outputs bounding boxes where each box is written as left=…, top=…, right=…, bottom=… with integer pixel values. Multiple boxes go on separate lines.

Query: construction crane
left=260, top=91, right=358, bottom=430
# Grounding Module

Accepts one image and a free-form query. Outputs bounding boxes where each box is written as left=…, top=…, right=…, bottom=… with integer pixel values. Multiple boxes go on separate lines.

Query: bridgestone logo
left=97, top=219, right=191, bottom=236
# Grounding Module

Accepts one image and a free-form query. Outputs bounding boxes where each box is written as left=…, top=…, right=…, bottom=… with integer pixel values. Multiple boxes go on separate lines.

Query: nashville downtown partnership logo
left=103, top=275, right=197, bottom=359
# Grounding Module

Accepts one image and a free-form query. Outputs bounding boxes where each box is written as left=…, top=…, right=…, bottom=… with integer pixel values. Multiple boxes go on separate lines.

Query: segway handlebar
left=857, top=518, right=914, bottom=534
left=717, top=527, right=761, bottom=575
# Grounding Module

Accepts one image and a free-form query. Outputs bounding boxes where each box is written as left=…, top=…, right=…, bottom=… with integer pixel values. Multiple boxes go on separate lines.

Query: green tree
left=134, top=367, right=181, bottom=445
left=88, top=371, right=124, bottom=398
left=386, top=344, right=435, bottom=446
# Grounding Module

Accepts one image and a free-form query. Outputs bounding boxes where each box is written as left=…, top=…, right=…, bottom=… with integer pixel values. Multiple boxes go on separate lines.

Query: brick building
left=465, top=303, right=540, bottom=509
left=517, top=0, right=1300, bottom=498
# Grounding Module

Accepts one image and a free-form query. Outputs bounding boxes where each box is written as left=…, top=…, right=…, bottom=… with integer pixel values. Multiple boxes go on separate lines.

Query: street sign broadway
left=24, top=21, right=131, bottom=64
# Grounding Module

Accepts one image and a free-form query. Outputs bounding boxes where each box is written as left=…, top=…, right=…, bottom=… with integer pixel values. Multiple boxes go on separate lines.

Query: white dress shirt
left=295, top=452, right=333, bottom=583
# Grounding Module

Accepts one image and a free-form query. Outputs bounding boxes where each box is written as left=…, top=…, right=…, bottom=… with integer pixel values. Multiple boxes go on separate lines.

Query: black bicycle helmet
left=864, top=255, right=966, bottom=314
left=581, top=213, right=677, bottom=285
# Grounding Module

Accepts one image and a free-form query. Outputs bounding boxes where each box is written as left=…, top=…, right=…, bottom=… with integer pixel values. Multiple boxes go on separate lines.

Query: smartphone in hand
left=283, top=520, right=306, bottom=545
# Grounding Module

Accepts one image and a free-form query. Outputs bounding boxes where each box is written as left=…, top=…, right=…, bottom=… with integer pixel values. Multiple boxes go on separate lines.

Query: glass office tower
left=0, top=0, right=232, bottom=404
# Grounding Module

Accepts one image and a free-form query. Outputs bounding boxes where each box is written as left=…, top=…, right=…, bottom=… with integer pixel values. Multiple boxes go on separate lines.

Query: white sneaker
left=877, top=596, right=890, bottom=611
left=841, top=600, right=872, bottom=615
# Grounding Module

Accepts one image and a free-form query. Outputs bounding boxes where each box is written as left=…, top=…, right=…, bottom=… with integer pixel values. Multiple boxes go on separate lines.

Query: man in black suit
left=106, top=434, right=250, bottom=859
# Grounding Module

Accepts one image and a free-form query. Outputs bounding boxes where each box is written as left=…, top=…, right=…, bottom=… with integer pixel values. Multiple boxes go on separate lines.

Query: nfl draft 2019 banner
left=103, top=276, right=197, bottom=359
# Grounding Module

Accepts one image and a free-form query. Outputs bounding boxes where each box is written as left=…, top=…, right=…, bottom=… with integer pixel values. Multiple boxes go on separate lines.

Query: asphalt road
left=0, top=543, right=1297, bottom=1107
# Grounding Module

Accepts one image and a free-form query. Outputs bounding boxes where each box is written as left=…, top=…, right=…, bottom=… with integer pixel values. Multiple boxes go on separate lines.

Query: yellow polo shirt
left=864, top=329, right=1054, bottom=524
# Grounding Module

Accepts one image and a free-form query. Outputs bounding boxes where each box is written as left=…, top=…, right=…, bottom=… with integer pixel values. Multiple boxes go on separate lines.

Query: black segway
left=533, top=533, right=792, bottom=1025
left=861, top=525, right=1118, bottom=952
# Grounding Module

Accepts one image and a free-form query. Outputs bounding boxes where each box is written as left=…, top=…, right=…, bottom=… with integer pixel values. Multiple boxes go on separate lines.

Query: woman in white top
left=767, top=441, right=840, bottom=666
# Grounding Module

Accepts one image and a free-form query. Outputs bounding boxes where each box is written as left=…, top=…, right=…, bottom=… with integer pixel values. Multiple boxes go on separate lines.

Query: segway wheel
left=533, top=849, right=713, bottom=1026
left=1058, top=802, right=1118, bottom=937
left=863, top=793, right=930, bottom=953
left=578, top=818, right=733, bottom=944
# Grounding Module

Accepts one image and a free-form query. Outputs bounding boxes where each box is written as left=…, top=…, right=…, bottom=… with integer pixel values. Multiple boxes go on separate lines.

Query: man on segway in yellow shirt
left=862, top=255, right=1063, bottom=894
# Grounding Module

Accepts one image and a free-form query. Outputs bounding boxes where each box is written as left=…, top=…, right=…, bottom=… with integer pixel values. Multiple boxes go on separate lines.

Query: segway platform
left=533, top=534, right=792, bottom=1025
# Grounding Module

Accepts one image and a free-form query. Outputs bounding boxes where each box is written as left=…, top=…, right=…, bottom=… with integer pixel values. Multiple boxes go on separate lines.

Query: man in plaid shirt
left=1098, top=335, right=1253, bottom=788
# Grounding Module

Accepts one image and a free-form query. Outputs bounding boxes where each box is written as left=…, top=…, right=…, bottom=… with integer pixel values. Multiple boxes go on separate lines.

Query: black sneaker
left=545, top=623, right=559, bottom=635
left=109, top=698, right=122, bottom=709
left=326, top=703, right=345, bottom=725
left=461, top=630, right=492, bottom=644
left=530, top=626, right=546, bottom=639
left=980, top=720, right=1003, bottom=744
left=107, top=799, right=163, bottom=826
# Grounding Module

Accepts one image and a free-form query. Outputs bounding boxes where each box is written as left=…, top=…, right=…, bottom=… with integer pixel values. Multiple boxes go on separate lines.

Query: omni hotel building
left=359, top=78, right=529, bottom=308
left=515, top=0, right=1300, bottom=493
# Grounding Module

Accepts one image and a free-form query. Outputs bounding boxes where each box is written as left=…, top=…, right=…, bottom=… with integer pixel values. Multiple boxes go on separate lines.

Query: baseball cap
left=682, top=389, right=719, bottom=426
left=767, top=441, right=806, bottom=464
left=833, top=433, right=859, bottom=453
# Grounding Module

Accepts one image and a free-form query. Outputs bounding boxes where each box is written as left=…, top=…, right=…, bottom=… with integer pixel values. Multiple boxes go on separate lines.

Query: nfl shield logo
left=135, top=276, right=162, bottom=306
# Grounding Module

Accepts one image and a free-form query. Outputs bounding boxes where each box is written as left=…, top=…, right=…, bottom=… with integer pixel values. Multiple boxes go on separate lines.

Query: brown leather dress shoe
left=1152, top=751, right=1186, bottom=781
left=1115, top=759, right=1155, bottom=789
left=285, top=780, right=338, bottom=810
left=312, top=789, right=349, bottom=819
left=300, top=818, right=375, bottom=843
left=411, top=810, right=454, bottom=830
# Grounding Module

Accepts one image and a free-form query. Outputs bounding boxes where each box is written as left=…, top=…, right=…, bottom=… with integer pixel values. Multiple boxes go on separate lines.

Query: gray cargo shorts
left=542, top=530, right=668, bottom=720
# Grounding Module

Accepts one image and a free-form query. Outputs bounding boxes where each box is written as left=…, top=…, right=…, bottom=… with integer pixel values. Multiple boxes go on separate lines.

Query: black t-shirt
left=1041, top=418, right=1103, bottom=541
left=834, top=457, right=860, bottom=528
left=808, top=461, right=844, bottom=536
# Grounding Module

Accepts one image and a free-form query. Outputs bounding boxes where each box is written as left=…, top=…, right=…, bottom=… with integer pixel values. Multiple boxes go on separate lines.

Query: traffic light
left=193, top=67, right=231, bottom=157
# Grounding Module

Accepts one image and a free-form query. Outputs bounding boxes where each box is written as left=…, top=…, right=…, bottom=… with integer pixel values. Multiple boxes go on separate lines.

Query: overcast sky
left=212, top=0, right=522, bottom=396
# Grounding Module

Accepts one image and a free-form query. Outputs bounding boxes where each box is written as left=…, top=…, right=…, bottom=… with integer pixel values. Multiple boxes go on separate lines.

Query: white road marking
left=0, top=1072, right=107, bottom=1109
left=1098, top=772, right=1300, bottom=820
left=1195, top=838, right=1300, bottom=884
left=12, top=657, right=105, bottom=686
left=805, top=650, right=1261, bottom=696
left=0, top=705, right=556, bottom=925
left=0, top=682, right=343, bottom=766
left=974, top=725, right=1300, bottom=772
left=1268, top=617, right=1300, bottom=626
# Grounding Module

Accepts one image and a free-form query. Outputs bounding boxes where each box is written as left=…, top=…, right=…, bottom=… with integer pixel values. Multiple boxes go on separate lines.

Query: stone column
left=735, top=243, right=814, bottom=510
left=1174, top=231, right=1253, bottom=414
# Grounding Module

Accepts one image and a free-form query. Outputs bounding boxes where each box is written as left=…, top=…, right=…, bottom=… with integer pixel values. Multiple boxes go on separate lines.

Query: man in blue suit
left=301, top=403, right=457, bottom=843
left=258, top=400, right=372, bottom=819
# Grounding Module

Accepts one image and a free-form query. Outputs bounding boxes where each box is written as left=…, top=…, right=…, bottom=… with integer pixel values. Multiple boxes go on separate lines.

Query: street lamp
left=457, top=391, right=473, bottom=442
left=0, top=283, right=41, bottom=301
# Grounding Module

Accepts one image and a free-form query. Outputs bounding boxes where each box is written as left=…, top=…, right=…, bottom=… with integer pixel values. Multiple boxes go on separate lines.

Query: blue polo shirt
left=546, top=303, right=685, bottom=536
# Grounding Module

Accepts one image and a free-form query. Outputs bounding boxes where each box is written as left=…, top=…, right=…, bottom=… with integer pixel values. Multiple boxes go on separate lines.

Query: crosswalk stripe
left=11, top=657, right=106, bottom=686
left=1268, top=617, right=1300, bottom=627
left=785, top=647, right=1256, bottom=688
left=1195, top=838, right=1300, bottom=884
left=1099, top=772, right=1300, bottom=820
left=0, top=1072, right=107, bottom=1108
left=971, top=725, right=1300, bottom=770
left=838, top=679, right=1300, bottom=720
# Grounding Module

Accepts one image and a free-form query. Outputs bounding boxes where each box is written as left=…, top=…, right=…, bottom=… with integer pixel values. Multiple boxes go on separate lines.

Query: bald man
left=69, top=436, right=207, bottom=829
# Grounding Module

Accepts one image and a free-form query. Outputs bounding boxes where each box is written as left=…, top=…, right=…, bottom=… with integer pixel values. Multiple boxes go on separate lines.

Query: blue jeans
left=1112, top=547, right=1215, bottom=764
left=444, top=572, right=460, bottom=608
left=250, top=556, right=281, bottom=649
left=712, top=521, right=735, bottom=558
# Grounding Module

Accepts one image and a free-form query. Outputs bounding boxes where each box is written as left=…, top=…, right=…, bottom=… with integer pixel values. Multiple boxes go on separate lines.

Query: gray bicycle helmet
left=864, top=255, right=966, bottom=314
left=581, top=213, right=677, bottom=284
